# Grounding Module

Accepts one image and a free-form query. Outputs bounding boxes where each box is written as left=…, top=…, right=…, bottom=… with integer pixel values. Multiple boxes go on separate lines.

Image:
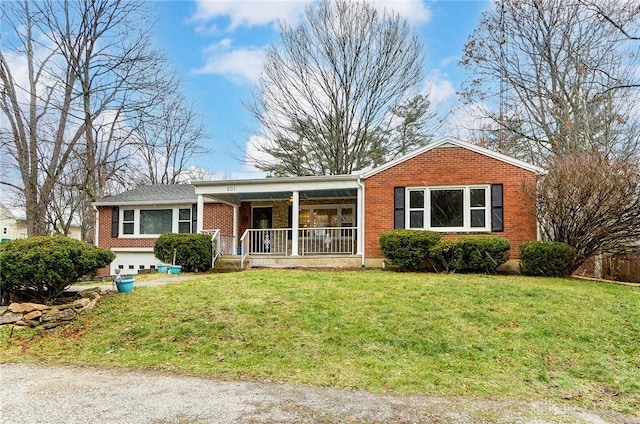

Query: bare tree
left=0, top=0, right=172, bottom=238
left=533, top=153, right=640, bottom=271
left=129, top=81, right=208, bottom=186
left=460, top=0, right=640, bottom=164
left=247, top=0, right=425, bottom=176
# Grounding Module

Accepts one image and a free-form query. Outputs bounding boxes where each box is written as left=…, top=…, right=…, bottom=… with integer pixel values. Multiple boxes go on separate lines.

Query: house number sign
left=226, top=186, right=236, bottom=192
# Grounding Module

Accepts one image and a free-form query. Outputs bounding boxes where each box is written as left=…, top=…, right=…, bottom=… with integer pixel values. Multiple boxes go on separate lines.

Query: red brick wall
left=95, top=202, right=234, bottom=275
left=202, top=203, right=234, bottom=235
left=364, top=147, right=538, bottom=259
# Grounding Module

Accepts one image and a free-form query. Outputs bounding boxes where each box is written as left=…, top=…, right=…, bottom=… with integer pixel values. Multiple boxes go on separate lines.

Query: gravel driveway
left=1, top=363, right=637, bottom=423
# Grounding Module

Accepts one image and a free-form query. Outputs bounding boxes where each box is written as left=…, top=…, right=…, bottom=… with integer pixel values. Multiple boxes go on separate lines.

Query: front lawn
left=1, top=270, right=639, bottom=414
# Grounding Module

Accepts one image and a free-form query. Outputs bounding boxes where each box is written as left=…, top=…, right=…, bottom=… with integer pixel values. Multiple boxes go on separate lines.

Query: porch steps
left=214, top=255, right=247, bottom=271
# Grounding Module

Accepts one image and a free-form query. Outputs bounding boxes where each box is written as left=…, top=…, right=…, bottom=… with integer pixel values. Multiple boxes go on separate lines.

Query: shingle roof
left=93, top=185, right=196, bottom=206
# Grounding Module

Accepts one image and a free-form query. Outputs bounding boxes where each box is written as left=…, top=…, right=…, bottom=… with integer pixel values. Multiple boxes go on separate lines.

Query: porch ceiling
left=207, top=188, right=357, bottom=203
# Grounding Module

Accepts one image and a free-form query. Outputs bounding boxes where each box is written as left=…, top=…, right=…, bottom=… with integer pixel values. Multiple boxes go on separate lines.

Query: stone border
left=0, top=288, right=101, bottom=330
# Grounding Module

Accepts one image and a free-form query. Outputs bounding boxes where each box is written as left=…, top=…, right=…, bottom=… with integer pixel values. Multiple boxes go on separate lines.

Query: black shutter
left=394, top=187, right=405, bottom=229
left=111, top=206, right=119, bottom=238
left=191, top=204, right=198, bottom=234
left=491, top=184, right=504, bottom=232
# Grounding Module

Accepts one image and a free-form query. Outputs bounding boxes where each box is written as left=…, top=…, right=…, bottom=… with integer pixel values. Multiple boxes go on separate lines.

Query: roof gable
left=361, top=136, right=545, bottom=178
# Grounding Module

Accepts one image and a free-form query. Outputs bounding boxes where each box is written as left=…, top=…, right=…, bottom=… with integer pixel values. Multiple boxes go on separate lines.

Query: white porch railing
left=240, top=229, right=291, bottom=267
left=299, top=227, right=357, bottom=255
left=239, top=227, right=357, bottom=266
left=201, top=229, right=236, bottom=267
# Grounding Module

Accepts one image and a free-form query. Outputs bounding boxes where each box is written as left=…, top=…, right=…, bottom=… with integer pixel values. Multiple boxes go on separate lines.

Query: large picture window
left=140, top=209, right=172, bottom=234
left=120, top=206, right=194, bottom=237
left=407, top=186, right=490, bottom=232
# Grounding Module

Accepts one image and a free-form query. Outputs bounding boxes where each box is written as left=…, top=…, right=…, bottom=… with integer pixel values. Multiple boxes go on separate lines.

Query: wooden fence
left=575, top=253, right=640, bottom=283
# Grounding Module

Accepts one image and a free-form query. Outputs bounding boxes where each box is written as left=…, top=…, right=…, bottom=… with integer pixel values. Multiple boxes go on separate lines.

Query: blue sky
left=153, top=0, right=492, bottom=178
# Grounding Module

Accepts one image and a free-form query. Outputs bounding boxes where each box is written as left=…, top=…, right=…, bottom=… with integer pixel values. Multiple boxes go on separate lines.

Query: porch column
left=291, top=191, right=299, bottom=256
left=356, top=185, right=364, bottom=255
left=197, top=194, right=204, bottom=233
left=233, top=204, right=239, bottom=253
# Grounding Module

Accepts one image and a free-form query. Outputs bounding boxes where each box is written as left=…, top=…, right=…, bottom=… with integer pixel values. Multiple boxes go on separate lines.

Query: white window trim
left=120, top=205, right=192, bottom=238
left=406, top=185, right=491, bottom=232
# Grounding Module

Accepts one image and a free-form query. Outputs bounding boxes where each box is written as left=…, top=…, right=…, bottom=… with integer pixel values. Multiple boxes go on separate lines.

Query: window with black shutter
left=111, top=206, right=119, bottom=238
left=491, top=184, right=504, bottom=232
left=394, top=187, right=405, bottom=229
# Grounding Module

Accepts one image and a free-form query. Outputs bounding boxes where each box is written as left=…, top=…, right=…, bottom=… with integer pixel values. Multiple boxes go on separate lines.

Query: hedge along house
left=94, top=137, right=544, bottom=274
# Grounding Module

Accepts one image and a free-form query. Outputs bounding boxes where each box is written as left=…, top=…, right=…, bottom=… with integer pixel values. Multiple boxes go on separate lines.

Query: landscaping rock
left=8, top=302, right=48, bottom=313
left=58, top=308, right=77, bottom=321
left=23, top=310, right=42, bottom=320
left=78, top=289, right=101, bottom=300
left=73, top=298, right=91, bottom=309
left=0, top=312, right=23, bottom=325
left=40, top=309, right=61, bottom=322
left=0, top=292, right=101, bottom=328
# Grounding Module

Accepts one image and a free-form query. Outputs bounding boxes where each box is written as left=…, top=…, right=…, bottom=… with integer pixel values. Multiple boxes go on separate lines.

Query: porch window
left=407, top=186, right=490, bottom=232
left=298, top=205, right=354, bottom=228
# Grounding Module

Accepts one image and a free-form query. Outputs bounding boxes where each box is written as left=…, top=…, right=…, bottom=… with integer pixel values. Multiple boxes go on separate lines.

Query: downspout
left=357, top=176, right=365, bottom=267
left=93, top=205, right=99, bottom=247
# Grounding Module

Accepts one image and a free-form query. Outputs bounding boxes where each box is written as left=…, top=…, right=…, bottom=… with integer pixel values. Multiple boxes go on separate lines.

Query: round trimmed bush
left=0, top=236, right=115, bottom=304
left=379, top=230, right=441, bottom=271
left=154, top=233, right=212, bottom=273
left=458, top=235, right=511, bottom=273
left=519, top=241, right=576, bottom=277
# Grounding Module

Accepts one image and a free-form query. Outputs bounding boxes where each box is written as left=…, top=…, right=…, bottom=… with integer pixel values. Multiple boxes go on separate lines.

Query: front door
left=252, top=207, right=273, bottom=253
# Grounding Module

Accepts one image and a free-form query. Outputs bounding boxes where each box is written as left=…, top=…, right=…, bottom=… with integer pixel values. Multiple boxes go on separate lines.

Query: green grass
left=2, top=270, right=639, bottom=414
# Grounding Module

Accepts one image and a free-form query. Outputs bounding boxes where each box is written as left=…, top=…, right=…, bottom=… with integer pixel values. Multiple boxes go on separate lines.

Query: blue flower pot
left=169, top=265, right=182, bottom=275
left=116, top=277, right=135, bottom=293
left=157, top=264, right=169, bottom=273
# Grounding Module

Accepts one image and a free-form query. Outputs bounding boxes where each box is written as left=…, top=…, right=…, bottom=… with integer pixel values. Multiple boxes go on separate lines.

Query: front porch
left=206, top=227, right=360, bottom=268
left=194, top=175, right=365, bottom=269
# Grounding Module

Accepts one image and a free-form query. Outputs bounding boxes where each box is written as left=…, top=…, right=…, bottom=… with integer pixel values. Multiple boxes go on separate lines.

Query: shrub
left=154, top=233, right=212, bottom=273
left=519, top=241, right=576, bottom=277
left=0, top=236, right=115, bottom=304
left=428, top=235, right=510, bottom=273
left=379, top=230, right=441, bottom=271
left=428, top=240, right=464, bottom=273
left=458, top=235, right=511, bottom=273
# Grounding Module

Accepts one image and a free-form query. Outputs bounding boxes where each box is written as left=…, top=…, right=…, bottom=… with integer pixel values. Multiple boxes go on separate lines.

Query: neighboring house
left=0, top=203, right=28, bottom=242
left=0, top=203, right=83, bottom=242
left=93, top=137, right=544, bottom=275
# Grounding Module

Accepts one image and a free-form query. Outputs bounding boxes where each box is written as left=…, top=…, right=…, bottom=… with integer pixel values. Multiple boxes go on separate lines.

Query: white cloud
left=194, top=39, right=266, bottom=85
left=191, top=0, right=312, bottom=29
left=424, top=72, right=456, bottom=106
left=369, top=0, right=431, bottom=25
left=191, top=0, right=431, bottom=30
left=442, top=101, right=494, bottom=140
